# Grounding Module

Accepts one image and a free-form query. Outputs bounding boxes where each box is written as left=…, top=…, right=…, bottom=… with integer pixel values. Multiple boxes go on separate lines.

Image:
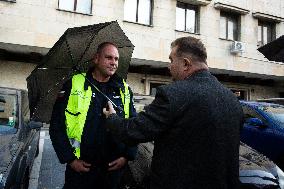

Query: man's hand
left=108, top=157, right=127, bottom=171
left=70, top=159, right=91, bottom=173
left=103, top=101, right=117, bottom=118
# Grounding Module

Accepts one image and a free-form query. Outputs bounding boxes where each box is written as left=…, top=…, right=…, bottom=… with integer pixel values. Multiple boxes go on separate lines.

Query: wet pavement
left=29, top=128, right=65, bottom=189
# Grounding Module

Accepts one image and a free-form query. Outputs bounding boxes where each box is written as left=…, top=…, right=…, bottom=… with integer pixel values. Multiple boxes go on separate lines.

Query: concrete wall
left=1, top=0, right=284, bottom=96
left=128, top=72, right=282, bottom=99
left=224, top=82, right=282, bottom=100
left=1, top=0, right=284, bottom=73
left=0, top=60, right=36, bottom=89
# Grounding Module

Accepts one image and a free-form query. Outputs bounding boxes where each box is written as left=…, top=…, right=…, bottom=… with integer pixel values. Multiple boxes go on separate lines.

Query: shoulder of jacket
left=72, top=73, right=86, bottom=78
left=111, top=75, right=129, bottom=89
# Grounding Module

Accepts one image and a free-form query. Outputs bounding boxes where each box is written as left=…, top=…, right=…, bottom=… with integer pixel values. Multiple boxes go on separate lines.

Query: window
left=124, top=0, right=152, bottom=25
left=0, top=0, right=16, bottom=2
left=242, top=105, right=266, bottom=124
left=257, top=21, right=276, bottom=46
left=220, top=12, right=239, bottom=40
left=176, top=2, right=199, bottom=33
left=231, top=89, right=246, bottom=100
left=58, top=0, right=92, bottom=14
left=0, top=94, right=17, bottom=129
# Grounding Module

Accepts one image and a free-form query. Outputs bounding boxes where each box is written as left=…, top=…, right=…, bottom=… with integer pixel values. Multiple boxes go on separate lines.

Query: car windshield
left=258, top=105, right=284, bottom=125
left=0, top=93, right=17, bottom=133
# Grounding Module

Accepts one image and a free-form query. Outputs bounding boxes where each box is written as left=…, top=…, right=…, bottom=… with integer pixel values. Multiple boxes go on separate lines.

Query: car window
left=262, top=105, right=284, bottom=126
left=0, top=93, right=18, bottom=132
left=242, top=104, right=267, bottom=124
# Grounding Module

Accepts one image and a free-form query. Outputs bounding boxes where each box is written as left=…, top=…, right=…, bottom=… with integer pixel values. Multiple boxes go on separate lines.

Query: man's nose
left=110, top=59, right=118, bottom=67
left=110, top=58, right=116, bottom=64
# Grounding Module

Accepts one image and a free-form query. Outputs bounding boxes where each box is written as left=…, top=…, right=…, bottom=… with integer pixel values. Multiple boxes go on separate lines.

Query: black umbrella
left=27, top=21, right=134, bottom=123
left=258, top=35, right=284, bottom=62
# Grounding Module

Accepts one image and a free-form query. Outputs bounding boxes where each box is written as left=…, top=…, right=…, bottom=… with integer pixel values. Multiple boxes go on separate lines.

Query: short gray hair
left=96, top=42, right=118, bottom=54
left=171, top=37, right=207, bottom=64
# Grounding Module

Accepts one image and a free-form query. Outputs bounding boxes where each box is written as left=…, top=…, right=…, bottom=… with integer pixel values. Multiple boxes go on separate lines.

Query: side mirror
left=245, top=118, right=266, bottom=128
left=29, top=121, right=43, bottom=129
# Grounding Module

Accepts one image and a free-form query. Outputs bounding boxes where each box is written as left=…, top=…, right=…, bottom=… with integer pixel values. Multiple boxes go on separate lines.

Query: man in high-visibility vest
left=50, top=42, right=137, bottom=189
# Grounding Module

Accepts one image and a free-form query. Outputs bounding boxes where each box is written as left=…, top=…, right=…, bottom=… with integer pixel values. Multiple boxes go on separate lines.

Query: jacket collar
left=83, top=68, right=124, bottom=90
left=185, top=69, right=210, bottom=80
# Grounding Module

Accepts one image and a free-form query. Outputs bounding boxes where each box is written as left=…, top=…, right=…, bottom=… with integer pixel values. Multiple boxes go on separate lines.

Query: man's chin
left=106, top=72, right=116, bottom=77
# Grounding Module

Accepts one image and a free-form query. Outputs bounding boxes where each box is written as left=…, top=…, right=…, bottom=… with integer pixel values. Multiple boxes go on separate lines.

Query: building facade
left=1, top=0, right=284, bottom=100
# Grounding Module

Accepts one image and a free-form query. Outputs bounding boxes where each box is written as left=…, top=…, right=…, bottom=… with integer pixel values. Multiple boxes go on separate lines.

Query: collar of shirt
left=83, top=69, right=124, bottom=91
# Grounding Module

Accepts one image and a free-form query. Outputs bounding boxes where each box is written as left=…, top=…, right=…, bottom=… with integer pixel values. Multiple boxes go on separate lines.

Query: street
left=28, top=128, right=65, bottom=189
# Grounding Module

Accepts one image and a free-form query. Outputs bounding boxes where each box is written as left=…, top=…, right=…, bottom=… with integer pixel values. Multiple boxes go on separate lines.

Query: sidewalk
left=29, top=128, right=65, bottom=189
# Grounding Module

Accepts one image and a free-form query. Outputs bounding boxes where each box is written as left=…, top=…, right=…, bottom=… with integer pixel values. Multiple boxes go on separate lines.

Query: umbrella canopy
left=27, top=21, right=134, bottom=123
left=258, top=35, right=284, bottom=62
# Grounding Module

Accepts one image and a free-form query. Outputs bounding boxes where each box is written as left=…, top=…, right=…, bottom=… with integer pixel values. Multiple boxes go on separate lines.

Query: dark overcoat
left=106, top=70, right=243, bottom=189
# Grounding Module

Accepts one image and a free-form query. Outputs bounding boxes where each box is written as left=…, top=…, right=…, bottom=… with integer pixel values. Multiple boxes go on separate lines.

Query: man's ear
left=93, top=54, right=99, bottom=65
left=183, top=58, right=192, bottom=71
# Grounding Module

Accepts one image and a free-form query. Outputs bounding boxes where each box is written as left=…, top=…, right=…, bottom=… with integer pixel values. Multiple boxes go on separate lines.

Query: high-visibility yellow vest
left=65, top=73, right=130, bottom=158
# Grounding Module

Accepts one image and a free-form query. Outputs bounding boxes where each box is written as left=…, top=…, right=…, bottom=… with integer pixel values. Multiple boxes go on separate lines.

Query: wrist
left=68, top=158, right=77, bottom=165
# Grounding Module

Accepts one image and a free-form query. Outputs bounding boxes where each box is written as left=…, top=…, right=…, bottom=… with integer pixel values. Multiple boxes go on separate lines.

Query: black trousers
left=63, top=164, right=124, bottom=189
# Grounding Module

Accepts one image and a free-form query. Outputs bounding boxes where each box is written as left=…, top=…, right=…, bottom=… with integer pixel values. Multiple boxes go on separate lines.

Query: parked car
left=121, top=142, right=284, bottom=189
left=256, top=98, right=284, bottom=106
left=0, top=87, right=42, bottom=189
left=120, top=96, right=284, bottom=189
left=240, top=101, right=284, bottom=170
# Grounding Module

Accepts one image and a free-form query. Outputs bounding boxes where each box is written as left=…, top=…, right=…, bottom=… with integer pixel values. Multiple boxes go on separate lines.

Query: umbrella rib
left=65, top=36, right=75, bottom=65
left=77, top=30, right=98, bottom=64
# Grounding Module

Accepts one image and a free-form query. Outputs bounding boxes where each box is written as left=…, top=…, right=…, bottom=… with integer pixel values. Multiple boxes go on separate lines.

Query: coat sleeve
left=123, top=86, right=138, bottom=160
left=106, top=87, right=173, bottom=145
left=49, top=80, right=76, bottom=164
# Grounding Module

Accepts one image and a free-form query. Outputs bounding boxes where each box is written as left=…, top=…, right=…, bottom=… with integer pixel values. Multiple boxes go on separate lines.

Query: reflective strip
left=69, top=138, right=81, bottom=148
left=65, top=73, right=92, bottom=158
left=74, top=148, right=80, bottom=159
left=120, top=79, right=130, bottom=118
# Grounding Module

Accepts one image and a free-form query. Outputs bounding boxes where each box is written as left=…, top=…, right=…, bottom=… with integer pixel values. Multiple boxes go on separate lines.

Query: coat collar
left=83, top=69, right=124, bottom=90
left=185, top=69, right=210, bottom=80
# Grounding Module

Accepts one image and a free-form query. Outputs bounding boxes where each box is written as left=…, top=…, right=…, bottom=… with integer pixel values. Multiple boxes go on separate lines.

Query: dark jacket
left=49, top=70, right=137, bottom=167
left=106, top=70, right=243, bottom=189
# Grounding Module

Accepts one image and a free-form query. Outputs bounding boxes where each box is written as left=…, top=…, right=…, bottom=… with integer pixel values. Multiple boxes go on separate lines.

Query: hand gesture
left=103, top=101, right=117, bottom=118
left=108, top=157, right=127, bottom=171
left=70, top=159, right=91, bottom=173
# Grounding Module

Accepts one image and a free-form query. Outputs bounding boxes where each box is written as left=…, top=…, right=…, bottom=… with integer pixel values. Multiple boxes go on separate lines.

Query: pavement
left=28, top=128, right=65, bottom=189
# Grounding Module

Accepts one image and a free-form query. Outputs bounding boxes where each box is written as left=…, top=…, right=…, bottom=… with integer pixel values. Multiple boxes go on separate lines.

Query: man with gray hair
left=104, top=36, right=243, bottom=189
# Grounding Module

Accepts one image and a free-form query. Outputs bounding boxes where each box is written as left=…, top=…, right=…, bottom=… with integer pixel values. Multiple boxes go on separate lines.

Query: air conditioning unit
left=231, top=41, right=245, bottom=53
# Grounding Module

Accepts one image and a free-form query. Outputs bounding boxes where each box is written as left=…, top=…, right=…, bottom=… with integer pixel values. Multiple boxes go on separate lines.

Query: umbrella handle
left=110, top=101, right=124, bottom=113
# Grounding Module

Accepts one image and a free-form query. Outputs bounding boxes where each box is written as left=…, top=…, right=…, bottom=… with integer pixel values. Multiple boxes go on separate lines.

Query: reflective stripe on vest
left=119, top=80, right=130, bottom=119
left=65, top=73, right=130, bottom=158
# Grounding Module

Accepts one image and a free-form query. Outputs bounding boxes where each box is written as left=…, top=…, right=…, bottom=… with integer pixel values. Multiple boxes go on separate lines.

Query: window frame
left=57, top=0, right=93, bottom=15
left=175, top=1, right=199, bottom=34
left=147, top=80, right=171, bottom=96
left=257, top=20, right=276, bottom=47
left=219, top=11, right=240, bottom=41
left=0, top=93, right=18, bottom=129
left=242, top=104, right=268, bottom=126
left=0, top=0, right=16, bottom=3
left=123, top=0, right=153, bottom=26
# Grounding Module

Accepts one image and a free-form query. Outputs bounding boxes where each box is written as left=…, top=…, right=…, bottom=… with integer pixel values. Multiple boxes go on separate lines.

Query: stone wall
left=0, top=60, right=36, bottom=89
